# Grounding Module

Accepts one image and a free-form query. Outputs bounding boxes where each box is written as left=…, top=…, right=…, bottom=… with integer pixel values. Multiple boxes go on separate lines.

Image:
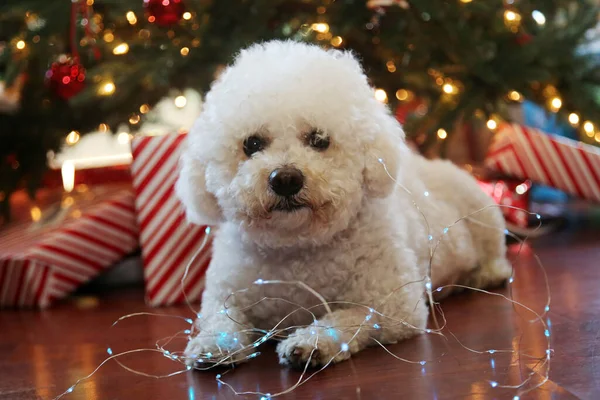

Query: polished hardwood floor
left=1, top=227, right=599, bottom=400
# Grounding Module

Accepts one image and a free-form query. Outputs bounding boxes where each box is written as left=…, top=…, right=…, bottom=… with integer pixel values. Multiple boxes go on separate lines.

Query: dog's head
left=176, top=41, right=406, bottom=248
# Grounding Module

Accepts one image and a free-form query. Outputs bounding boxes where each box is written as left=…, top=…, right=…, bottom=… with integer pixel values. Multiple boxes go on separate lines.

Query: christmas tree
left=1, top=0, right=599, bottom=219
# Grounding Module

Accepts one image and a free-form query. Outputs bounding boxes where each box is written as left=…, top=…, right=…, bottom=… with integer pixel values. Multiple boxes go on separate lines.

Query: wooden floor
left=1, top=228, right=599, bottom=400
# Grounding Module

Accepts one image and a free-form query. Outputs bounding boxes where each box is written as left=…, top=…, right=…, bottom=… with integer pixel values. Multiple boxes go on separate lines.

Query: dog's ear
left=175, top=149, right=223, bottom=226
left=363, top=115, right=406, bottom=199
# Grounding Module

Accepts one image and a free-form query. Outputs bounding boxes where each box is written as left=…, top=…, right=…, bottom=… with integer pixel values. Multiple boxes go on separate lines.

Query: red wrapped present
left=131, top=133, right=211, bottom=307
left=476, top=179, right=532, bottom=228
left=0, top=186, right=138, bottom=308
left=485, top=124, right=600, bottom=202
left=42, top=165, right=132, bottom=189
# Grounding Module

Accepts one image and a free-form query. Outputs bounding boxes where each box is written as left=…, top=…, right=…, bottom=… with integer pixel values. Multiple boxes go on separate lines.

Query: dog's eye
left=243, top=135, right=267, bottom=157
left=307, top=130, right=330, bottom=151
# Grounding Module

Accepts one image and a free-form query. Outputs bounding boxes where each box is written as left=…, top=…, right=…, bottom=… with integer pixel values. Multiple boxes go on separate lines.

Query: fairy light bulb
left=374, top=89, right=388, bottom=103
left=175, top=95, right=187, bottom=108
left=396, top=89, right=410, bottom=101
left=331, top=36, right=343, bottom=47
left=595, top=132, right=600, bottom=143
left=139, top=104, right=150, bottom=114
left=549, top=97, right=562, bottom=112
left=487, top=119, right=498, bottom=130
left=311, top=23, right=329, bottom=33
left=129, top=114, right=140, bottom=124
left=437, top=129, right=448, bottom=140
left=113, top=43, right=129, bottom=55
left=442, top=83, right=456, bottom=94
left=504, top=10, right=520, bottom=22
left=568, top=113, right=580, bottom=126
left=103, top=31, right=115, bottom=43
left=183, top=12, right=192, bottom=20
left=126, top=11, right=137, bottom=25
left=16, top=40, right=26, bottom=50
left=508, top=91, right=522, bottom=102
left=515, top=183, right=528, bottom=195
left=30, top=206, right=42, bottom=222
left=532, top=10, right=546, bottom=25
left=99, top=81, right=116, bottom=95
left=66, top=130, right=80, bottom=145
left=180, top=47, right=190, bottom=56
left=584, top=121, right=595, bottom=137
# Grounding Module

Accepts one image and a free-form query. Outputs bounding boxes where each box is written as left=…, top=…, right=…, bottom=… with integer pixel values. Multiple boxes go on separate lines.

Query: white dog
left=176, top=40, right=512, bottom=368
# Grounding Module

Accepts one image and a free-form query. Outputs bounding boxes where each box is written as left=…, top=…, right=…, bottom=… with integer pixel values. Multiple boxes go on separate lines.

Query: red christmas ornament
left=45, top=56, right=86, bottom=100
left=144, top=0, right=185, bottom=26
left=516, top=33, right=533, bottom=46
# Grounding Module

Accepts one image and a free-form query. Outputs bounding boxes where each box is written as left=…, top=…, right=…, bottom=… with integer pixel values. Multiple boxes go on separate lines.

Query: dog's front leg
left=276, top=296, right=428, bottom=368
left=184, top=297, right=255, bottom=366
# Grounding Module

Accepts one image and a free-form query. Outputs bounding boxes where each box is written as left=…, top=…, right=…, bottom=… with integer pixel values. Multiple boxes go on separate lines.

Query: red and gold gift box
left=0, top=185, right=138, bottom=308
left=485, top=124, right=600, bottom=203
left=131, top=133, right=211, bottom=307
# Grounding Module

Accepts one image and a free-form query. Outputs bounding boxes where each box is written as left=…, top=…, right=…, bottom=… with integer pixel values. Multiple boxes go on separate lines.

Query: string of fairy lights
left=52, top=156, right=552, bottom=400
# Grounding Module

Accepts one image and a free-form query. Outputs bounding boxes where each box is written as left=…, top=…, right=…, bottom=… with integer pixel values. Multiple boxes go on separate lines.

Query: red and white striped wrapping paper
left=485, top=124, right=600, bottom=203
left=131, top=133, right=211, bottom=307
left=0, top=186, right=138, bottom=308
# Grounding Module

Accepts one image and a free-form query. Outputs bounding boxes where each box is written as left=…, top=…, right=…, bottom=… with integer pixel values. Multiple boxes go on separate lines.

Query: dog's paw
left=184, top=332, right=251, bottom=367
left=466, top=258, right=513, bottom=290
left=276, top=327, right=351, bottom=369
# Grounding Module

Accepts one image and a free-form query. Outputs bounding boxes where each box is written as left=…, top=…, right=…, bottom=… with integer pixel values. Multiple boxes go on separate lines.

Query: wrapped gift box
left=485, top=124, right=600, bottom=203
left=0, top=185, right=138, bottom=308
left=476, top=179, right=531, bottom=228
left=130, top=133, right=211, bottom=307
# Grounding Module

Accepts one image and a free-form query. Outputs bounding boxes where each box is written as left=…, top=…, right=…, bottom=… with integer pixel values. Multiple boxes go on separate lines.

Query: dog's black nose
left=269, top=167, right=304, bottom=197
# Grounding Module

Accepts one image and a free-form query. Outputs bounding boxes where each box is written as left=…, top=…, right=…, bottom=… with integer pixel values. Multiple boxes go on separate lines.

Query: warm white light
left=568, top=113, right=580, bottom=126
left=99, top=81, right=115, bottom=95
left=126, top=11, right=137, bottom=25
left=442, top=83, right=456, bottom=94
left=16, top=40, right=26, bottom=50
left=174, top=95, right=187, bottom=108
left=62, top=161, right=75, bottom=193
left=396, top=89, right=410, bottom=101
left=66, top=130, right=80, bottom=145
left=595, top=132, right=600, bottom=143
left=129, top=114, right=140, bottom=124
left=183, top=12, right=192, bottom=20
left=504, top=10, right=519, bottom=22
left=584, top=121, right=594, bottom=136
left=550, top=97, right=562, bottom=112
left=508, top=91, right=522, bottom=102
left=30, top=206, right=42, bottom=222
left=180, top=47, right=190, bottom=56
left=331, top=36, right=343, bottom=47
left=515, top=183, right=528, bottom=195
left=113, top=43, right=129, bottom=55
left=311, top=23, right=329, bottom=33
left=374, top=89, right=388, bottom=103
left=437, top=129, right=448, bottom=140
left=487, top=119, right=498, bottom=130
left=532, top=10, right=546, bottom=25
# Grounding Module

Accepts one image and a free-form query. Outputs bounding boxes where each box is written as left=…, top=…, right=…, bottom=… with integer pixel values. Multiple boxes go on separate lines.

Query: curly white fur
left=176, top=40, right=511, bottom=367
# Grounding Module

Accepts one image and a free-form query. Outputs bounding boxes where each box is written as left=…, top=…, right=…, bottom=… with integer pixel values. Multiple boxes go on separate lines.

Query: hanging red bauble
left=45, top=56, right=86, bottom=100
left=144, top=0, right=185, bottom=27
left=516, top=33, right=533, bottom=46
